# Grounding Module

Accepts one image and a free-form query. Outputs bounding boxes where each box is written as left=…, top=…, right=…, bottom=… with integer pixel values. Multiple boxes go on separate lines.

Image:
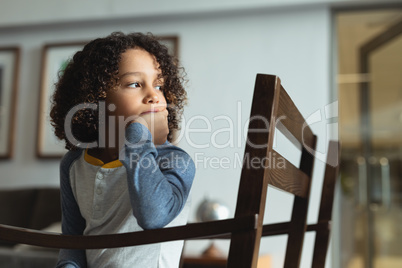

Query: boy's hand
left=134, top=109, right=169, bottom=145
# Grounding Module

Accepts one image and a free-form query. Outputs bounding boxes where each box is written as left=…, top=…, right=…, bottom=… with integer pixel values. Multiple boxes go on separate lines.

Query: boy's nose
left=144, top=88, right=159, bottom=104
left=146, top=95, right=159, bottom=103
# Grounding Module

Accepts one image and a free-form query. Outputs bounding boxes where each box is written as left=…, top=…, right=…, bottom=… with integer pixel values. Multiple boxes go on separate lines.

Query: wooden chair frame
left=227, top=74, right=317, bottom=267
left=261, top=140, right=339, bottom=267
left=186, top=141, right=339, bottom=267
left=0, top=74, right=326, bottom=268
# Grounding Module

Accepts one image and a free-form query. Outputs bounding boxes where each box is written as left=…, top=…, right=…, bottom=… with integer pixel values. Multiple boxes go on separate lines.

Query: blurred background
left=0, top=0, right=401, bottom=267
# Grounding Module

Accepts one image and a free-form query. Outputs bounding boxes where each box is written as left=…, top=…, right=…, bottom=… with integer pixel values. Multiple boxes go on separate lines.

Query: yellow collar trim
left=84, top=149, right=123, bottom=169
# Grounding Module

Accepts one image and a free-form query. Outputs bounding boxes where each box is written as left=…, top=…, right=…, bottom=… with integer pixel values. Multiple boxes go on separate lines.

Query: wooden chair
left=183, top=140, right=339, bottom=268
left=261, top=140, right=339, bottom=268
left=0, top=74, right=318, bottom=268
left=179, top=75, right=338, bottom=268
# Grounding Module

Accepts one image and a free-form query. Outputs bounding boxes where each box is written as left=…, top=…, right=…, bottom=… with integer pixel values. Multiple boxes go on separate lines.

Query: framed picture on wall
left=0, top=47, right=20, bottom=159
left=36, top=35, right=180, bottom=158
left=158, top=35, right=179, bottom=58
left=36, top=42, right=87, bottom=158
left=157, top=36, right=180, bottom=143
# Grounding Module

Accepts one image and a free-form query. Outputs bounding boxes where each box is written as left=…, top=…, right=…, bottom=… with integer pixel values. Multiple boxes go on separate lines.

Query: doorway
left=336, top=8, right=402, bottom=268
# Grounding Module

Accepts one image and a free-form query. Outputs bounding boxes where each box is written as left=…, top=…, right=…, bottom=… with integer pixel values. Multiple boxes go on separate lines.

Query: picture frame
left=36, top=36, right=179, bottom=158
left=0, top=47, right=20, bottom=159
left=36, top=42, right=87, bottom=158
left=157, top=35, right=180, bottom=143
left=158, top=35, right=180, bottom=58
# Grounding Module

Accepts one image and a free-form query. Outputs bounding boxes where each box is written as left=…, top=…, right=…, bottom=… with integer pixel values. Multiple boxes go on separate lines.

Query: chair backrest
left=0, top=74, right=318, bottom=268
left=226, top=74, right=317, bottom=267
left=261, top=140, right=339, bottom=268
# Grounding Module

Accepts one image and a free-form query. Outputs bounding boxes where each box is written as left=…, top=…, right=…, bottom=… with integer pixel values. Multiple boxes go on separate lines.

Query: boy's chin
left=154, top=137, right=168, bottom=146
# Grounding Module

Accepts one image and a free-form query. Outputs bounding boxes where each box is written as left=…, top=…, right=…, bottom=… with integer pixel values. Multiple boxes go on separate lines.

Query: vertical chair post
left=284, top=139, right=317, bottom=267
left=311, top=141, right=340, bottom=268
left=227, top=75, right=280, bottom=268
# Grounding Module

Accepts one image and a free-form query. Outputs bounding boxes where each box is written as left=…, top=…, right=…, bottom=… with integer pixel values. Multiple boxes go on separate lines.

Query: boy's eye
left=155, top=85, right=163, bottom=91
left=128, top=82, right=140, bottom=88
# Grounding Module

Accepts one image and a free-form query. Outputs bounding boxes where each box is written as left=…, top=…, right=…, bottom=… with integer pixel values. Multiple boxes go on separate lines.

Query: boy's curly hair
left=50, top=32, right=187, bottom=151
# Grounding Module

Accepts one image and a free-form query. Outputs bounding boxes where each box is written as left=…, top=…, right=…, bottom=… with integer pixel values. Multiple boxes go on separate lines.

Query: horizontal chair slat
left=195, top=221, right=330, bottom=240
left=276, top=85, right=315, bottom=150
left=261, top=221, right=330, bottom=237
left=267, top=149, right=310, bottom=198
left=0, top=215, right=256, bottom=250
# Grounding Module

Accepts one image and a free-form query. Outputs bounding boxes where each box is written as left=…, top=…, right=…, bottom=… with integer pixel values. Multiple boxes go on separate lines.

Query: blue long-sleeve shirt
left=56, top=123, right=195, bottom=268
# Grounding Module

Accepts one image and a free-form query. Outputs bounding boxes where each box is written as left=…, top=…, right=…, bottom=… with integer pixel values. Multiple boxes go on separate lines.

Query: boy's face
left=106, top=48, right=167, bottom=122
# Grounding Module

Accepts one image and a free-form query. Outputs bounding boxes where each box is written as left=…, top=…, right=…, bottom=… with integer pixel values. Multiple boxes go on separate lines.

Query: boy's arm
left=120, top=123, right=195, bottom=230
left=56, top=150, right=87, bottom=268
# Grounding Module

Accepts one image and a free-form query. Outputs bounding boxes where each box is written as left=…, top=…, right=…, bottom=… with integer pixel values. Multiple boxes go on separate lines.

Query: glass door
left=337, top=9, right=402, bottom=268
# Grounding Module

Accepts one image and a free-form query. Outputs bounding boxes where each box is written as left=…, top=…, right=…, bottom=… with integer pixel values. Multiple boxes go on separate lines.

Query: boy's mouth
left=141, top=109, right=159, bottom=115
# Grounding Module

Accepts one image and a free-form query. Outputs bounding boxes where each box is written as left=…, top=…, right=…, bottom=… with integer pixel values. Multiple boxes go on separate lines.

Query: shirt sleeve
left=56, top=150, right=87, bottom=268
left=119, top=123, right=196, bottom=230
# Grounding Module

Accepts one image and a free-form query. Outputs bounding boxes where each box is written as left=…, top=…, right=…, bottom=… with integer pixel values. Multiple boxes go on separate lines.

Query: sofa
left=0, top=188, right=62, bottom=268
